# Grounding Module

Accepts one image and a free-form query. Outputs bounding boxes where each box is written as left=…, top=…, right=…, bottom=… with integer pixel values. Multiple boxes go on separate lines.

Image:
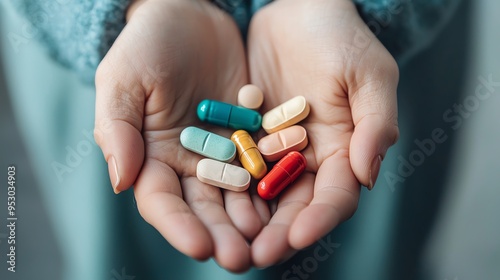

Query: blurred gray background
left=1, top=0, right=499, bottom=279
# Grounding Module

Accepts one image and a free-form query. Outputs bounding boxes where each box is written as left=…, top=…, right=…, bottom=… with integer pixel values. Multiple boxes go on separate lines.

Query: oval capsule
left=262, top=96, right=310, bottom=134
left=231, top=130, right=267, bottom=179
left=197, top=99, right=262, bottom=132
left=257, top=151, right=307, bottom=200
left=258, top=125, right=308, bottom=162
left=180, top=126, right=236, bottom=162
left=238, top=84, right=264, bottom=110
left=197, top=159, right=251, bottom=192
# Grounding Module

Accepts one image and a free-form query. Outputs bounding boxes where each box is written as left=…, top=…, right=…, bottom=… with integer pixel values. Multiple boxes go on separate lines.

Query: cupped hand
left=94, top=0, right=269, bottom=272
left=247, top=0, right=399, bottom=267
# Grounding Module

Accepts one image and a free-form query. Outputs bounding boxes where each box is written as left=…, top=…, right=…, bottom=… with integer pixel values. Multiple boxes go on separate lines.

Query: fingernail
left=368, top=155, right=382, bottom=190
left=108, top=156, right=121, bottom=194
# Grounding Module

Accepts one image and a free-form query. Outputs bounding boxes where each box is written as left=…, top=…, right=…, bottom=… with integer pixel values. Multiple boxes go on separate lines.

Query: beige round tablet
left=237, top=84, right=264, bottom=110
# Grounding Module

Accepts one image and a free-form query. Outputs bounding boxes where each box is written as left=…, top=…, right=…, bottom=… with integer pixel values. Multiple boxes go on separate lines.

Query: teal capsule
left=180, top=127, right=236, bottom=162
left=197, top=99, right=262, bottom=132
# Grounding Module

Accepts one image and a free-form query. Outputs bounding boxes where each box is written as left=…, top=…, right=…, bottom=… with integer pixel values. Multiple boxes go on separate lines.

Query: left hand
left=94, top=0, right=267, bottom=272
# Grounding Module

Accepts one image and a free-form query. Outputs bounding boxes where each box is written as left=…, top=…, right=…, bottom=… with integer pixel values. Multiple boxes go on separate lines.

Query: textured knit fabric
left=353, top=0, right=461, bottom=63
left=9, top=0, right=130, bottom=83
left=211, top=0, right=272, bottom=38
left=9, top=0, right=460, bottom=81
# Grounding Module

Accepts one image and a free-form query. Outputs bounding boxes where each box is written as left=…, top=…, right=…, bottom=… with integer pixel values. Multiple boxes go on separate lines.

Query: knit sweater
left=9, top=0, right=461, bottom=83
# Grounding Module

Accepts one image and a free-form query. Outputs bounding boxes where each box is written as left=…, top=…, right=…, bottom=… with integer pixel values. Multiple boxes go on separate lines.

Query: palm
left=97, top=0, right=398, bottom=271
left=97, top=0, right=267, bottom=272
left=250, top=1, right=356, bottom=177
left=246, top=0, right=398, bottom=266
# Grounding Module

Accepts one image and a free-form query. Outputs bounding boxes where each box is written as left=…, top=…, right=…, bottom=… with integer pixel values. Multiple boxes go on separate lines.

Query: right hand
left=94, top=0, right=268, bottom=272
left=246, top=0, right=399, bottom=267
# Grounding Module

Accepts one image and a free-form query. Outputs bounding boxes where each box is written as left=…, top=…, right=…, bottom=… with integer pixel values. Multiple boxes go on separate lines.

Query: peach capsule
left=258, top=151, right=307, bottom=200
left=257, top=125, right=308, bottom=162
left=231, top=130, right=267, bottom=179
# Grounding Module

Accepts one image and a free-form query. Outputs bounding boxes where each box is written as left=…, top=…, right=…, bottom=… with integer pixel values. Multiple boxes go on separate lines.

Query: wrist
left=126, top=0, right=147, bottom=22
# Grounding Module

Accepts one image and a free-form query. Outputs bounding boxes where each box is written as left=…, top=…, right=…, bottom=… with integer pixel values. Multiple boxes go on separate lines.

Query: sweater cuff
left=353, top=0, right=462, bottom=63
left=211, top=0, right=272, bottom=38
left=11, top=0, right=131, bottom=84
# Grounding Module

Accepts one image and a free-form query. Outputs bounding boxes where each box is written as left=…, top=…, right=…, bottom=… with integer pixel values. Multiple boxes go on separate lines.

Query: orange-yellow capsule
left=231, top=130, right=267, bottom=179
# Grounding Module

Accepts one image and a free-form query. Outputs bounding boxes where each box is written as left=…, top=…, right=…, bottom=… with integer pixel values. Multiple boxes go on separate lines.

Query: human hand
left=94, top=0, right=268, bottom=272
left=247, top=0, right=399, bottom=267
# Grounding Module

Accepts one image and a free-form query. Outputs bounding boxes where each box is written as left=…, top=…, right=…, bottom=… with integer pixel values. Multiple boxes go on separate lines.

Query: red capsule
left=257, top=151, right=307, bottom=200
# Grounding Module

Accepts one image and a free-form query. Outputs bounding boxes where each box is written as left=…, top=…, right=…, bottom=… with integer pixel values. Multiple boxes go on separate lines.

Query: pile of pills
left=180, top=85, right=310, bottom=200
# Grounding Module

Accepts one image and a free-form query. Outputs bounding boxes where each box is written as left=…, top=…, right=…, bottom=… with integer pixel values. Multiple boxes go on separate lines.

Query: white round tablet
left=237, top=84, right=264, bottom=110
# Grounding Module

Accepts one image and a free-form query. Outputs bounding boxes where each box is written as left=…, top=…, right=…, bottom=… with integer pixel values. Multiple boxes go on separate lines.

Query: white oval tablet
left=196, top=159, right=251, bottom=192
left=237, top=84, right=264, bottom=110
left=262, top=96, right=310, bottom=134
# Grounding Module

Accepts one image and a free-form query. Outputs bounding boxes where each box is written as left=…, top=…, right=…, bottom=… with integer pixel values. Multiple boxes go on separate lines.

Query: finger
left=224, top=189, right=264, bottom=241
left=348, top=46, right=400, bottom=189
left=94, top=56, right=145, bottom=194
left=250, top=187, right=272, bottom=227
left=134, top=158, right=213, bottom=260
left=251, top=173, right=314, bottom=268
left=182, top=177, right=251, bottom=273
left=289, top=150, right=360, bottom=249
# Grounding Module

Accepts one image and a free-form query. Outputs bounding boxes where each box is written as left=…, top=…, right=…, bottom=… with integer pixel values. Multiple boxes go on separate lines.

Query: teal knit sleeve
left=212, top=0, right=272, bottom=38
left=353, top=0, right=462, bottom=63
left=10, top=0, right=461, bottom=83
left=216, top=0, right=462, bottom=62
left=9, top=0, right=131, bottom=83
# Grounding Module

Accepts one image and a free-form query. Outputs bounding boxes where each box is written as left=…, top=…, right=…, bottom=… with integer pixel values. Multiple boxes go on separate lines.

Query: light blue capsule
left=180, top=126, right=236, bottom=162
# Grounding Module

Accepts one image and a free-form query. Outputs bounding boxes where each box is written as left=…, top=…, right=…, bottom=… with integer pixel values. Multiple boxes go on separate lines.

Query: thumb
left=348, top=54, right=400, bottom=190
left=94, top=61, right=145, bottom=194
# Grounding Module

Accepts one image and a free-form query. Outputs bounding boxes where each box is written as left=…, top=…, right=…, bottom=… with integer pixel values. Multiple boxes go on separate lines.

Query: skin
left=94, top=0, right=399, bottom=272
left=247, top=0, right=400, bottom=267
